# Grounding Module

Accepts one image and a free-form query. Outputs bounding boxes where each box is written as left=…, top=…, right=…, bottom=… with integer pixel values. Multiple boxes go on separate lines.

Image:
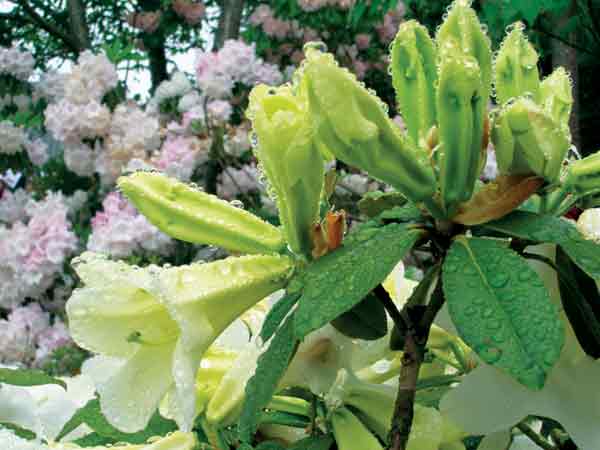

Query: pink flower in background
left=88, top=192, right=173, bottom=258
left=24, top=137, right=49, bottom=167
left=352, top=59, right=369, bottom=80
left=0, top=193, right=78, bottom=308
left=172, top=0, right=205, bottom=25
left=153, top=134, right=208, bottom=181
left=355, top=33, right=371, bottom=50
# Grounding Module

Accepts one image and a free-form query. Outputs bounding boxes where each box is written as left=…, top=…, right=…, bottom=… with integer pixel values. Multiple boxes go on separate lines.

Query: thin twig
left=516, top=423, right=558, bottom=450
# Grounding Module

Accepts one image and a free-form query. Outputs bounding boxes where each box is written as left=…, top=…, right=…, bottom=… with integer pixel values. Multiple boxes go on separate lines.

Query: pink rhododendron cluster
left=0, top=44, right=35, bottom=80
left=297, top=0, right=355, bottom=12
left=195, top=39, right=283, bottom=99
left=172, top=0, right=205, bottom=25
left=249, top=5, right=319, bottom=41
left=63, top=51, right=119, bottom=104
left=217, top=164, right=262, bottom=200
left=152, top=134, right=209, bottom=181
left=87, top=191, right=173, bottom=258
left=0, top=193, right=78, bottom=308
left=0, top=303, right=71, bottom=367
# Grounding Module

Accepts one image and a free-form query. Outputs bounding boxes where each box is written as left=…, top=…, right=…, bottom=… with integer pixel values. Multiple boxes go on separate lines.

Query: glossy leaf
left=331, top=292, right=388, bottom=340
left=239, top=317, right=298, bottom=442
left=443, top=237, right=564, bottom=389
left=56, top=399, right=176, bottom=444
left=294, top=222, right=422, bottom=338
left=357, top=191, right=407, bottom=218
left=486, top=210, right=600, bottom=279
left=260, top=291, right=301, bottom=342
left=556, top=247, right=600, bottom=358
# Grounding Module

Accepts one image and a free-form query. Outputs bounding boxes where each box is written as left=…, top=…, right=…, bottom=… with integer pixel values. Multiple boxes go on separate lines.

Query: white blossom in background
left=63, top=141, right=98, bottom=177
left=63, top=50, right=118, bottom=104
left=0, top=120, right=25, bottom=155
left=178, top=90, right=203, bottom=112
left=154, top=71, right=193, bottom=105
left=24, top=137, right=49, bottom=167
left=577, top=208, right=600, bottom=243
left=224, top=126, right=251, bottom=157
left=0, top=193, right=78, bottom=308
left=0, top=189, right=32, bottom=224
left=0, top=44, right=35, bottom=80
left=45, top=99, right=112, bottom=143
left=34, top=71, right=67, bottom=101
left=195, top=39, right=283, bottom=99
left=87, top=191, right=173, bottom=258
left=96, top=104, right=160, bottom=185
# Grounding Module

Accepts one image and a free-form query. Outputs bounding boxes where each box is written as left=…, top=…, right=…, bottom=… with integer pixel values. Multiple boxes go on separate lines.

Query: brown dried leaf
left=453, top=175, right=543, bottom=225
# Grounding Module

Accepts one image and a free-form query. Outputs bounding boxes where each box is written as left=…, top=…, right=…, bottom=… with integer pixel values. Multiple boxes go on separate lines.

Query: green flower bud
left=540, top=67, right=573, bottom=131
left=391, top=21, right=437, bottom=144
left=436, top=0, right=492, bottom=102
left=436, top=51, right=487, bottom=214
left=247, top=84, right=324, bottom=257
left=566, top=152, right=600, bottom=197
left=331, top=407, right=383, bottom=450
left=492, top=98, right=570, bottom=182
left=300, top=48, right=436, bottom=204
left=494, top=23, right=541, bottom=105
left=118, top=172, right=285, bottom=255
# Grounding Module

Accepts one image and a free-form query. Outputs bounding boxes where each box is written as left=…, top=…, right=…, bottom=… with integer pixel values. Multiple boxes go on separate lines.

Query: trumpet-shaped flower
left=67, top=252, right=292, bottom=432
left=326, top=369, right=465, bottom=450
left=0, top=374, right=95, bottom=442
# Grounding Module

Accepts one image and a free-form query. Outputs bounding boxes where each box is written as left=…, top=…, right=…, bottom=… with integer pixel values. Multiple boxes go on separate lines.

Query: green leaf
left=556, top=247, right=600, bottom=359
left=260, top=291, right=301, bottom=342
left=357, top=191, right=408, bottom=217
left=0, top=423, right=36, bottom=440
left=72, top=432, right=116, bottom=447
left=294, top=223, right=422, bottom=338
left=512, top=0, right=543, bottom=24
left=331, top=292, right=388, bottom=340
left=259, top=410, right=310, bottom=428
left=0, top=368, right=66, bottom=389
left=485, top=211, right=600, bottom=279
left=56, top=398, right=177, bottom=443
left=442, top=237, right=564, bottom=389
left=239, top=317, right=298, bottom=443
left=291, top=435, right=335, bottom=450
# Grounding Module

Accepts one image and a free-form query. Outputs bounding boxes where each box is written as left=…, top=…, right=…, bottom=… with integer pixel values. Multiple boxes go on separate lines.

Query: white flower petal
left=96, top=344, right=175, bottom=432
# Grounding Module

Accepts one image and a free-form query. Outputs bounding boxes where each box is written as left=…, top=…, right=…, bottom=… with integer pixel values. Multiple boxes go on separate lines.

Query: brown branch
left=15, top=0, right=82, bottom=53
left=388, top=279, right=445, bottom=450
